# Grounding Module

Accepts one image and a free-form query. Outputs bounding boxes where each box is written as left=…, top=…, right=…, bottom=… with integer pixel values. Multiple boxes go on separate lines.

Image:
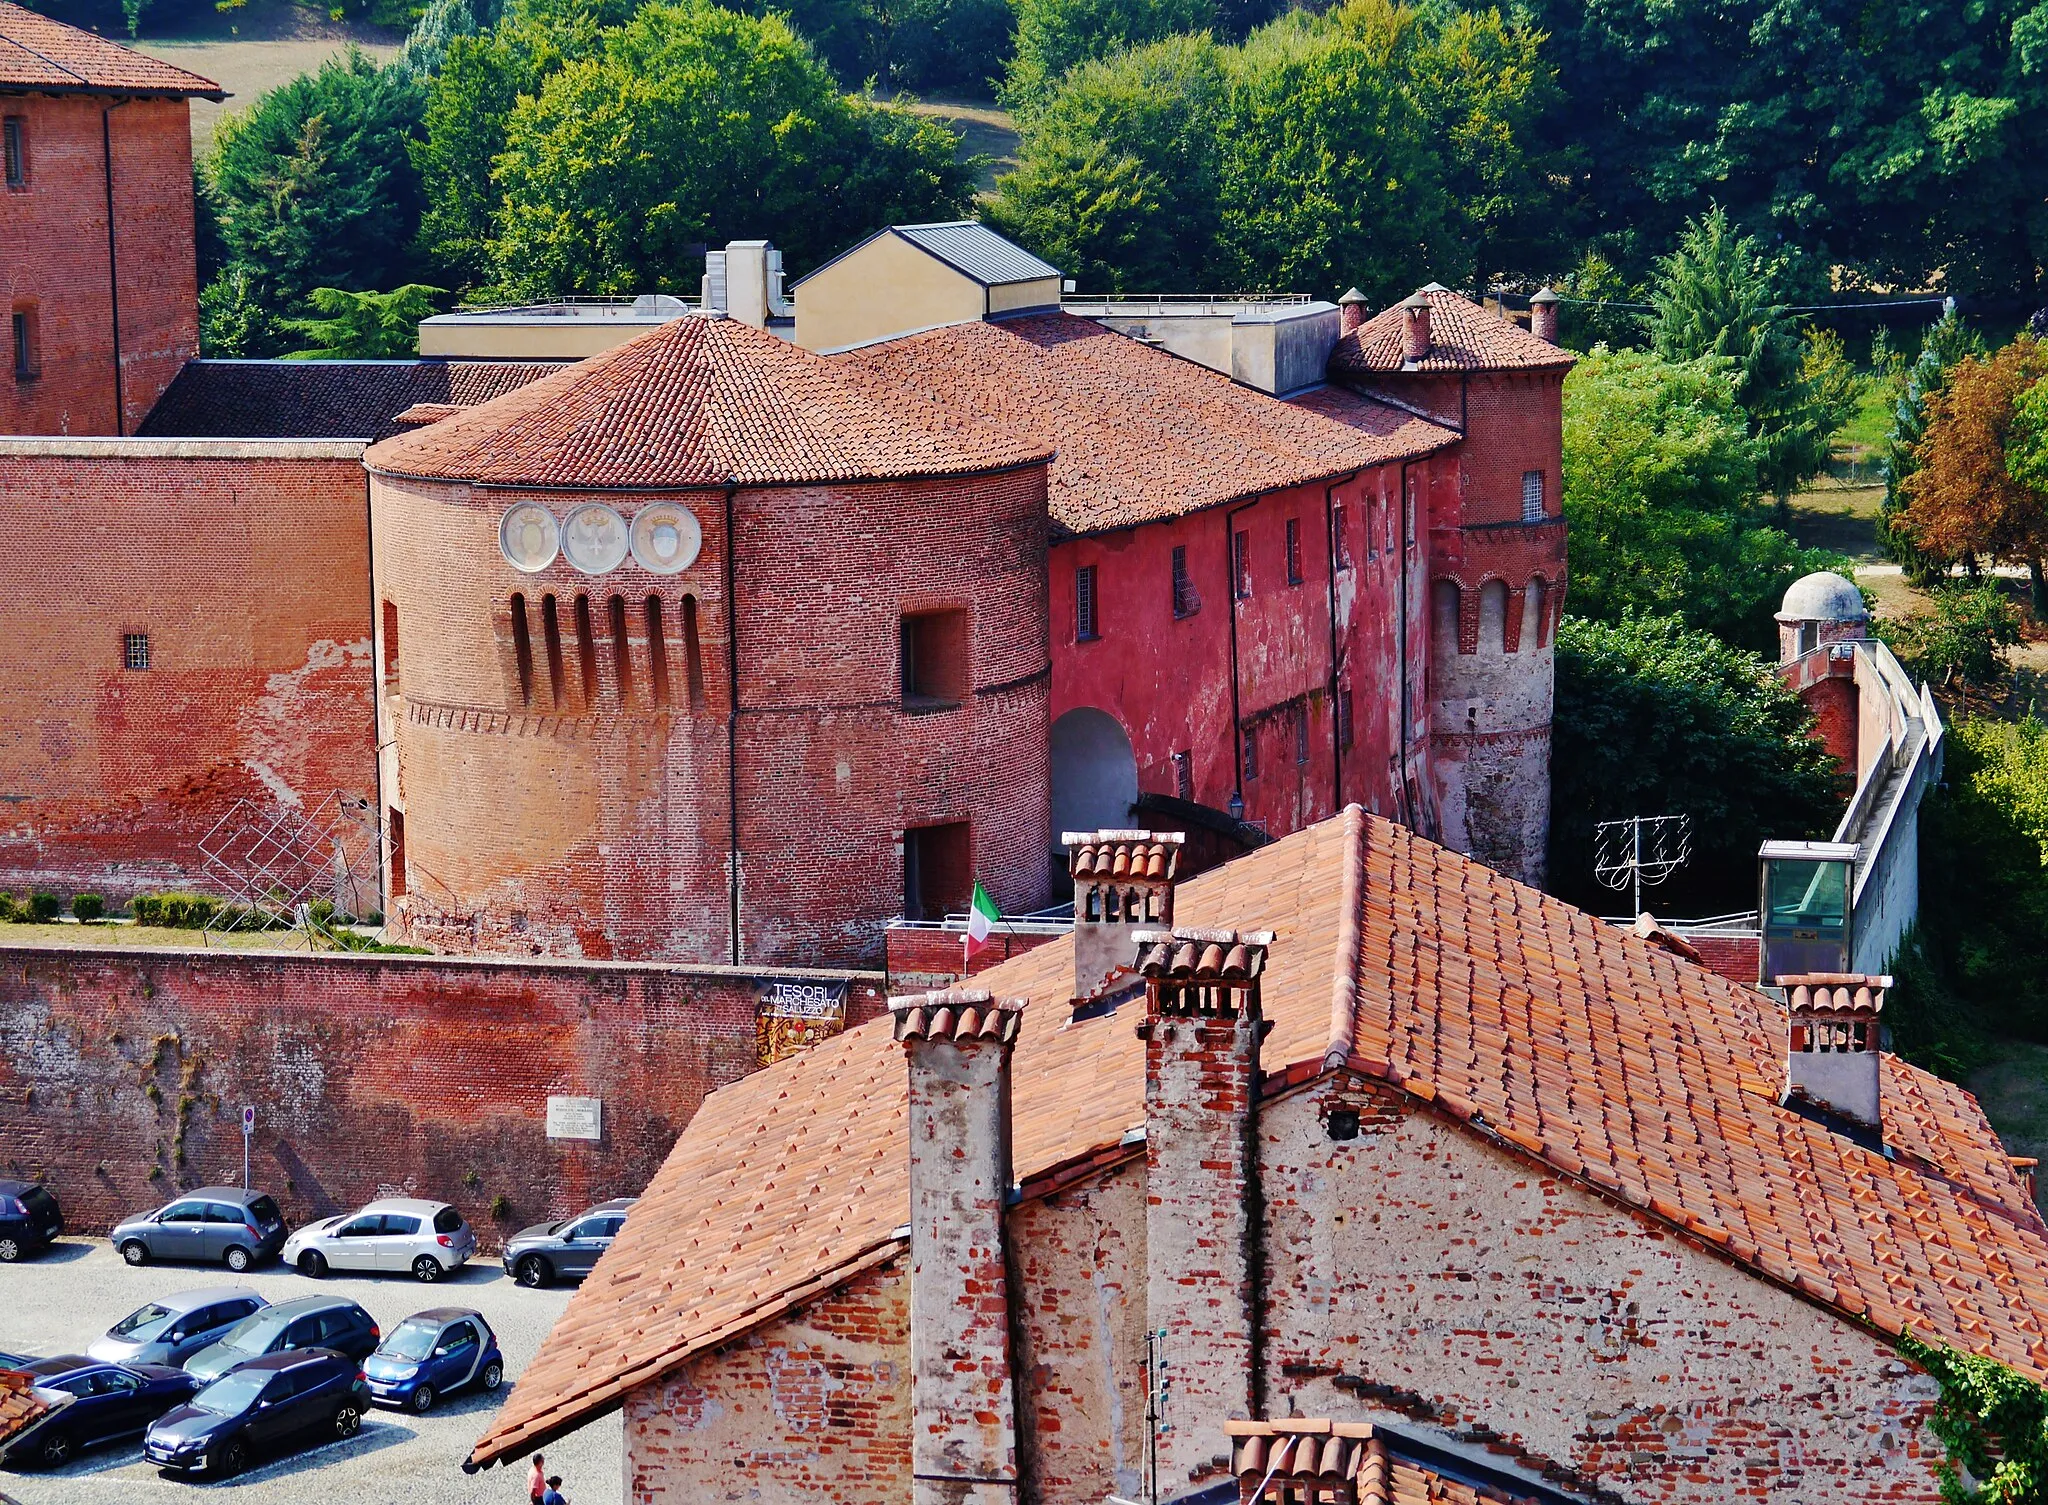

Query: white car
left=282, top=1198, right=476, bottom=1283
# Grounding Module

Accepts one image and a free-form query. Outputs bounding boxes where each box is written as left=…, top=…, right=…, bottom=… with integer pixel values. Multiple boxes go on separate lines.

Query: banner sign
left=756, top=977, right=850, bottom=1065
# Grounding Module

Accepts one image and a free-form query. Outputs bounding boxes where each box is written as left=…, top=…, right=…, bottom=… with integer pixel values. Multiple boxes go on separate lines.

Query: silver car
left=86, top=1288, right=268, bottom=1369
left=282, top=1198, right=476, bottom=1282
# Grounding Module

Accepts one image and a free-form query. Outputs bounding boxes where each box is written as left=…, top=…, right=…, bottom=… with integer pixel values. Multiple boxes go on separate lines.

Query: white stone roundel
left=498, top=502, right=560, bottom=573
left=561, top=502, right=631, bottom=574
left=630, top=502, right=703, bottom=574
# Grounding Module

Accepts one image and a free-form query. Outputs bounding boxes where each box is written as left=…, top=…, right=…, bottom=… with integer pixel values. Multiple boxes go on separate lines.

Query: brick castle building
left=0, top=7, right=1565, bottom=972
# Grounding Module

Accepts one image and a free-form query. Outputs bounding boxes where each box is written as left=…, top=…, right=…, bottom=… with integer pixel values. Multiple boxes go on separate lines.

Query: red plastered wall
left=0, top=447, right=376, bottom=902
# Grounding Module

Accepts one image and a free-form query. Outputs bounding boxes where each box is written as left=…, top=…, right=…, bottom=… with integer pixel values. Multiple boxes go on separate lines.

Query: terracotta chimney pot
left=1338, top=287, right=1367, bottom=336
left=1530, top=286, right=1560, bottom=345
left=1400, top=292, right=1432, bottom=363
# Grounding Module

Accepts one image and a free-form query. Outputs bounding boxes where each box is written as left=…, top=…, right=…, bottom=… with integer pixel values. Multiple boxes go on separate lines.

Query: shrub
left=28, top=893, right=61, bottom=922
left=71, top=893, right=105, bottom=922
left=0, top=893, right=18, bottom=923
left=131, top=893, right=225, bottom=929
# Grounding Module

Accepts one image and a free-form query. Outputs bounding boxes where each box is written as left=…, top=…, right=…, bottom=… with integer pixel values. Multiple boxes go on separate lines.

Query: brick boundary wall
left=0, top=943, right=884, bottom=1247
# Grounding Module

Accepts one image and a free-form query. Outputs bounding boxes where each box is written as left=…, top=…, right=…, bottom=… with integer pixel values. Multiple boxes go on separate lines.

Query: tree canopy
left=1547, top=613, right=1844, bottom=915
left=989, top=0, right=1556, bottom=301
left=1559, top=346, right=1843, bottom=649
left=1898, top=338, right=2048, bottom=612
left=200, top=50, right=430, bottom=358
left=281, top=284, right=446, bottom=358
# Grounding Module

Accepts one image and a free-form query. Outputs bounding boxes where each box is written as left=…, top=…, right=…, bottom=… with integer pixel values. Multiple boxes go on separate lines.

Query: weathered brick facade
left=0, top=92, right=200, bottom=436
left=0, top=441, right=377, bottom=902
left=371, top=462, right=1052, bottom=967
left=0, top=940, right=882, bottom=1243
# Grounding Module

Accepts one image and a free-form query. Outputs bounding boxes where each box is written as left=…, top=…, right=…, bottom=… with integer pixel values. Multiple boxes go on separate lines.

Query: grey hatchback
left=111, top=1188, right=287, bottom=1272
left=87, top=1288, right=268, bottom=1369
left=502, top=1197, right=637, bottom=1288
left=182, top=1296, right=379, bottom=1384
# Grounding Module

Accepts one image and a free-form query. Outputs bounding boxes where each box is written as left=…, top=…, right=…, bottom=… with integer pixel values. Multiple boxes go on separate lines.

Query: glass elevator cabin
left=1758, top=840, right=1859, bottom=983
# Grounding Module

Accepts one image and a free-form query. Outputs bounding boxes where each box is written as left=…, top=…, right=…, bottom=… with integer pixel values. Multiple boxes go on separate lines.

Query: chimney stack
left=1337, top=287, right=1367, bottom=336
left=1529, top=286, right=1560, bottom=345
left=1400, top=292, right=1431, bottom=364
left=1066, top=829, right=1183, bottom=1007
left=1780, top=973, right=1889, bottom=1130
left=1134, top=927, right=1273, bottom=1497
left=893, top=989, right=1027, bottom=1505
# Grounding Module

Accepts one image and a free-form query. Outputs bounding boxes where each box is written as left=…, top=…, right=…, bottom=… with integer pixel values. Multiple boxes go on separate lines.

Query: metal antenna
left=1593, top=814, right=1693, bottom=916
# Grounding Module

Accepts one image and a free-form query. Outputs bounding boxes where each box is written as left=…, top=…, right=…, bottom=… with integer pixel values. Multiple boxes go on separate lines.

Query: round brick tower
left=365, top=314, right=1054, bottom=966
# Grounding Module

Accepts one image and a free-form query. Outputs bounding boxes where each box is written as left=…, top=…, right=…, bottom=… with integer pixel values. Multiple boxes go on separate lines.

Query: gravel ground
left=0, top=1239, right=620, bottom=1505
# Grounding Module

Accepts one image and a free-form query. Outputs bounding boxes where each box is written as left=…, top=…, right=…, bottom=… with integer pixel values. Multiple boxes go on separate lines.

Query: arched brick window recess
left=608, top=594, right=632, bottom=706
left=1480, top=580, right=1510, bottom=654
left=645, top=596, right=670, bottom=707
left=1432, top=579, right=1463, bottom=656
left=682, top=594, right=707, bottom=710
left=380, top=600, right=399, bottom=693
left=511, top=594, right=534, bottom=707
left=574, top=594, right=599, bottom=708
left=541, top=594, right=567, bottom=710
left=1523, top=578, right=1548, bottom=650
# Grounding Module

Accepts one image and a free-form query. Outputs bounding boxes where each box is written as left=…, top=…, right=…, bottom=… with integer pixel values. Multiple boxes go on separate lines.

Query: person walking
left=527, top=1454, right=547, bottom=1504
left=541, top=1475, right=570, bottom=1505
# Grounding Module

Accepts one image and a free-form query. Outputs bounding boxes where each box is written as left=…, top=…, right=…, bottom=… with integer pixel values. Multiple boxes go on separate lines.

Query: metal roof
left=891, top=222, right=1060, bottom=286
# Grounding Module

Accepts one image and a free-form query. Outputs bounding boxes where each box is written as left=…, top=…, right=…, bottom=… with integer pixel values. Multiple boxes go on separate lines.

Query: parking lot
left=0, top=1239, right=621, bottom=1504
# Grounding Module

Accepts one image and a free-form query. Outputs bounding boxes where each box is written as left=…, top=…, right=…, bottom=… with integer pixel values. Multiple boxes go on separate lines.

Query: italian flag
left=965, top=880, right=1000, bottom=957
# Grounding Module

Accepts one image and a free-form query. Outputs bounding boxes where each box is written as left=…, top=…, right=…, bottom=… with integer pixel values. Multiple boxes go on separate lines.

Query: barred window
left=1232, top=530, right=1252, bottom=599
left=1242, top=729, right=1258, bottom=782
left=3, top=118, right=23, bottom=188
left=1522, top=469, right=1545, bottom=522
left=1294, top=707, right=1309, bottom=765
left=1285, top=518, right=1303, bottom=585
left=1172, top=748, right=1193, bottom=800
left=11, top=308, right=35, bottom=380
left=122, top=632, right=150, bottom=671
left=1337, top=687, right=1354, bottom=749
left=1171, top=545, right=1200, bottom=619
left=1331, top=504, right=1351, bottom=571
left=1075, top=565, right=1099, bottom=641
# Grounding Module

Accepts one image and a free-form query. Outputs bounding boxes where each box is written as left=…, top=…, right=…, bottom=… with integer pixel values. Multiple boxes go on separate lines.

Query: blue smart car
left=360, top=1308, right=502, bottom=1413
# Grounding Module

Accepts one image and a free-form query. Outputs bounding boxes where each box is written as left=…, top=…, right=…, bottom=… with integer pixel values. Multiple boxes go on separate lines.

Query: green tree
left=1883, top=304, right=1984, bottom=584
left=203, top=51, right=428, bottom=357
left=1002, top=0, right=1218, bottom=112
left=483, top=0, right=973, bottom=297
left=1881, top=584, right=2024, bottom=697
left=986, top=34, right=1229, bottom=291
left=991, top=0, right=1556, bottom=302
left=1900, top=1334, right=2048, bottom=1505
left=197, top=264, right=278, bottom=359
left=1644, top=208, right=1844, bottom=503
left=281, top=284, right=446, bottom=358
left=1548, top=613, right=1843, bottom=915
left=1560, top=346, right=1843, bottom=648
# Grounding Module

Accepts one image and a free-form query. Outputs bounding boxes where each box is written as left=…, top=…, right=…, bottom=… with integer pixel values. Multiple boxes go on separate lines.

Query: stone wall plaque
left=545, top=1095, right=602, bottom=1141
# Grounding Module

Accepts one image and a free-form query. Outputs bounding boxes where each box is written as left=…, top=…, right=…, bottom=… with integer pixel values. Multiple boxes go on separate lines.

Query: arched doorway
left=1051, top=708, right=1138, bottom=850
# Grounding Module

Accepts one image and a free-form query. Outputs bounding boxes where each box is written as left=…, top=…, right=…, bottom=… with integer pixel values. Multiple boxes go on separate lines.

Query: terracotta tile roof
left=1330, top=288, right=1574, bottom=376
left=0, top=3, right=222, bottom=96
left=837, top=314, right=1457, bottom=537
left=366, top=315, right=1049, bottom=490
left=1227, top=1420, right=1568, bottom=1505
left=139, top=359, right=564, bottom=441
left=0, top=1368, right=55, bottom=1453
left=468, top=809, right=2048, bottom=1470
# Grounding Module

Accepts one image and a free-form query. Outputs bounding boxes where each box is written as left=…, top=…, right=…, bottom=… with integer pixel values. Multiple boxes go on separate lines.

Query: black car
left=144, top=1349, right=370, bottom=1478
left=0, top=1180, right=62, bottom=1262
left=502, top=1196, right=638, bottom=1288
left=182, top=1295, right=380, bottom=1384
left=0, top=1355, right=198, bottom=1468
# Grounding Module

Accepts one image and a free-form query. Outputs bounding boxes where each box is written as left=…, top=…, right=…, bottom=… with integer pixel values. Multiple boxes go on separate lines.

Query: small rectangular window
left=1232, top=530, right=1252, bottom=599
left=1172, top=749, right=1193, bottom=801
left=122, top=632, right=150, bottom=671
left=11, top=308, right=35, bottom=380
left=1337, top=687, right=1354, bottom=749
left=1522, top=470, right=1545, bottom=522
left=1331, top=505, right=1350, bottom=571
left=3, top=118, right=23, bottom=188
left=1294, top=707, right=1309, bottom=765
left=1285, top=519, right=1303, bottom=585
left=1075, top=565, right=1099, bottom=642
left=1171, top=545, right=1199, bottom=619
left=1242, top=729, right=1258, bottom=782
left=901, top=608, right=968, bottom=708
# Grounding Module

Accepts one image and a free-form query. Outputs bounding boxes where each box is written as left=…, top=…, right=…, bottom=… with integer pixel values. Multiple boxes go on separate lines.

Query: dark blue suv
left=144, top=1349, right=370, bottom=1478
left=0, top=1180, right=62, bottom=1262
